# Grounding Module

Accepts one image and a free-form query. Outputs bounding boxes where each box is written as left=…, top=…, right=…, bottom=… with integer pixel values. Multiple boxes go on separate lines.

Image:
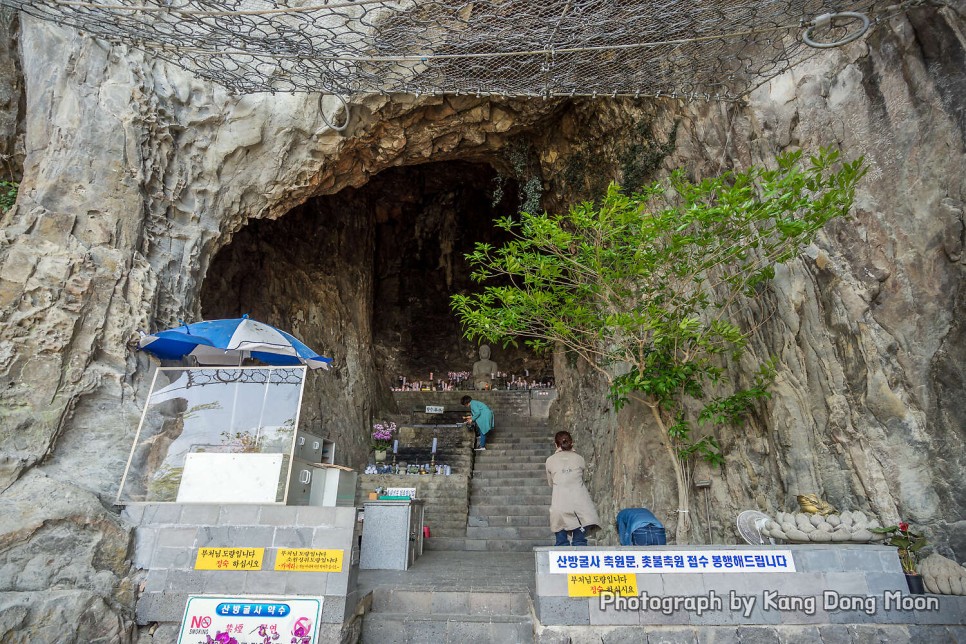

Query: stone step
left=473, top=468, right=546, bottom=477
left=469, top=504, right=549, bottom=517
left=421, top=521, right=468, bottom=532
left=470, top=463, right=546, bottom=472
left=421, top=511, right=468, bottom=521
left=465, top=526, right=552, bottom=540
left=463, top=538, right=551, bottom=552
left=422, top=511, right=467, bottom=521
left=423, top=508, right=469, bottom=518
left=475, top=447, right=551, bottom=456
left=370, top=588, right=530, bottom=616
left=471, top=468, right=545, bottom=477
left=423, top=526, right=468, bottom=535
left=422, top=537, right=468, bottom=551
left=473, top=458, right=545, bottom=466
left=471, top=472, right=547, bottom=481
left=470, top=483, right=547, bottom=495
left=470, top=479, right=542, bottom=488
left=473, top=457, right=550, bottom=466
left=361, top=613, right=534, bottom=643
left=470, top=478, right=544, bottom=487
left=422, top=529, right=468, bottom=540
left=425, top=514, right=470, bottom=524
left=467, top=493, right=550, bottom=506
left=485, top=428, right=553, bottom=435
left=468, top=514, right=549, bottom=527
left=468, top=448, right=553, bottom=452
left=486, top=432, right=553, bottom=439
left=421, top=514, right=468, bottom=524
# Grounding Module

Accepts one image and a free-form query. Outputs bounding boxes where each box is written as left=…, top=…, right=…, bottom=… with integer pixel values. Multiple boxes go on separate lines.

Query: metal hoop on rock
left=318, top=93, right=350, bottom=132
left=803, top=12, right=871, bottom=49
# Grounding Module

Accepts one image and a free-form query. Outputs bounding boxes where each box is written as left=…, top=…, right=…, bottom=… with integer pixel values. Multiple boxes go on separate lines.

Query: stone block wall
left=392, top=389, right=552, bottom=423
left=124, top=504, right=364, bottom=641
left=355, top=473, right=470, bottom=540
left=388, top=422, right=474, bottom=473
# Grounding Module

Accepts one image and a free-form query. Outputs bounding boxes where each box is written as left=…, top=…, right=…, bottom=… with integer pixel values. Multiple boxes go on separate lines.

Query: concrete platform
left=358, top=550, right=536, bottom=595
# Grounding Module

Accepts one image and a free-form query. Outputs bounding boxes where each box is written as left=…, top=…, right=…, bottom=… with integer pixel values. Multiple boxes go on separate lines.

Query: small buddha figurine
left=472, top=345, right=498, bottom=390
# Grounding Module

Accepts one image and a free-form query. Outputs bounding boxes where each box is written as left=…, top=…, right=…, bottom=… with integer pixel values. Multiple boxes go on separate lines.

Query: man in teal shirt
left=461, top=395, right=495, bottom=450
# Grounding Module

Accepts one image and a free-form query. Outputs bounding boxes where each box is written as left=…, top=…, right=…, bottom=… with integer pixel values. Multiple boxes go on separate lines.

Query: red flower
left=898, top=522, right=909, bottom=532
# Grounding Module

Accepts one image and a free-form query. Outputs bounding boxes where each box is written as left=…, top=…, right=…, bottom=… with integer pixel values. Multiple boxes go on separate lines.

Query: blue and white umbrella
left=138, top=316, right=332, bottom=370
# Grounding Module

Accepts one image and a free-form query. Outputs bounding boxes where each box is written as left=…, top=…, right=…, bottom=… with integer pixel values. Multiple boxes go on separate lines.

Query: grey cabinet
left=294, top=431, right=335, bottom=464
left=359, top=500, right=425, bottom=570
left=286, top=459, right=357, bottom=507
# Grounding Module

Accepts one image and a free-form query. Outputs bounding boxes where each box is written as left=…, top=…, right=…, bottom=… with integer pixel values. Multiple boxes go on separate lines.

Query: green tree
left=451, top=148, right=866, bottom=543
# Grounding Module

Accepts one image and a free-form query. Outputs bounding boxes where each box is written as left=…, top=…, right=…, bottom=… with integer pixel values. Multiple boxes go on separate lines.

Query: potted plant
left=371, top=421, right=396, bottom=462
left=872, top=521, right=927, bottom=594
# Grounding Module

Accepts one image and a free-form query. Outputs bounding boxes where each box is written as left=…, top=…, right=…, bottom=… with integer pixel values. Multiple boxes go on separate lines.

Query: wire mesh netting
left=3, top=0, right=911, bottom=99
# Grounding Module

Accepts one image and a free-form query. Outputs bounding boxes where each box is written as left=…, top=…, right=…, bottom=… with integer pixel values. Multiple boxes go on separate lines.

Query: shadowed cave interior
left=201, top=160, right=552, bottom=389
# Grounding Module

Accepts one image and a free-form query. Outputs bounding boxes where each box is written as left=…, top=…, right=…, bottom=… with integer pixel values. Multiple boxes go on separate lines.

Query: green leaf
left=450, top=147, right=866, bottom=464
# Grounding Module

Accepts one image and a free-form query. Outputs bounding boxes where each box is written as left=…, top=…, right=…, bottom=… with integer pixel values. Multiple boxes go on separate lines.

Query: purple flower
left=371, top=421, right=397, bottom=442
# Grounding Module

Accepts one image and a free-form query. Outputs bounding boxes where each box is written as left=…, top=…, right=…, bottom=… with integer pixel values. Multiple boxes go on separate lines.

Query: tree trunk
left=647, top=403, right=691, bottom=544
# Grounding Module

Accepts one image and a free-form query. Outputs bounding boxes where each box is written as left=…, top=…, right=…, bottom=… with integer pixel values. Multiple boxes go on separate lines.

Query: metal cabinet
left=286, top=459, right=357, bottom=507
left=294, top=431, right=335, bottom=464
left=359, top=500, right=425, bottom=570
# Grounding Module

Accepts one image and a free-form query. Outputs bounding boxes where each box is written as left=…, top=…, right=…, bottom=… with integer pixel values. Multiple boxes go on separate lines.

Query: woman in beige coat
left=546, top=431, right=600, bottom=546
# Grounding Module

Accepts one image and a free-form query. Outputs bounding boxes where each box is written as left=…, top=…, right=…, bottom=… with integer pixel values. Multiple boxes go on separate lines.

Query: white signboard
left=425, top=405, right=445, bottom=414
left=548, top=550, right=796, bottom=574
left=177, top=595, right=322, bottom=644
left=177, top=453, right=284, bottom=503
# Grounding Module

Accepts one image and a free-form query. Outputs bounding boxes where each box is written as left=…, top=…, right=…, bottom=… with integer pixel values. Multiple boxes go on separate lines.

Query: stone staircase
left=415, top=398, right=556, bottom=552
left=359, top=393, right=550, bottom=643
left=465, top=422, right=555, bottom=552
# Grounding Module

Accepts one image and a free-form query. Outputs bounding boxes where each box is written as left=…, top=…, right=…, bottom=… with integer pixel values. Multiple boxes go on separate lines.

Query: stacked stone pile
left=920, top=554, right=966, bottom=595
left=761, top=510, right=886, bottom=543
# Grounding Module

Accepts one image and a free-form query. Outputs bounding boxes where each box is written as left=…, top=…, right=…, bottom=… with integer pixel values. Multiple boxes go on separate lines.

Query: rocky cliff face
left=546, top=4, right=966, bottom=554
left=0, top=4, right=963, bottom=640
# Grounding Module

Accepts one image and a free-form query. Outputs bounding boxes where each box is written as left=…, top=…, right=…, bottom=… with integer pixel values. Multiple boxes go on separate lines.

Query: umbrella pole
left=228, top=369, right=241, bottom=443
left=254, top=369, right=271, bottom=447
left=227, top=352, right=246, bottom=444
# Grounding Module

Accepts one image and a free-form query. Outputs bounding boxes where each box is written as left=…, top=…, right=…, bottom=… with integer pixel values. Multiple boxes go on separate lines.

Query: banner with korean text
left=548, top=550, right=796, bottom=574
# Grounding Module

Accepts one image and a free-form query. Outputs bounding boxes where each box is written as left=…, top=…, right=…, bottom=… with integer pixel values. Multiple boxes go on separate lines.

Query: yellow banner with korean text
left=195, top=547, right=264, bottom=571
left=275, top=548, right=345, bottom=572
left=567, top=573, right=638, bottom=597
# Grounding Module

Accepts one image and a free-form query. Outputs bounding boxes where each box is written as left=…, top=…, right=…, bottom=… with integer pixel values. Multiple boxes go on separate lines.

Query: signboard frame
left=177, top=594, right=323, bottom=644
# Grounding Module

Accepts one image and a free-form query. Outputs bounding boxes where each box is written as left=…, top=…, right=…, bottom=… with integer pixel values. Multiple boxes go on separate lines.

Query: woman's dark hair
left=461, top=395, right=472, bottom=405
left=554, top=431, right=573, bottom=451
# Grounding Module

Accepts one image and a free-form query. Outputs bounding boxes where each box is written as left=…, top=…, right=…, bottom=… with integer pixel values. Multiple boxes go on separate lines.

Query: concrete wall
left=124, top=504, right=364, bottom=642
left=533, top=545, right=965, bottom=628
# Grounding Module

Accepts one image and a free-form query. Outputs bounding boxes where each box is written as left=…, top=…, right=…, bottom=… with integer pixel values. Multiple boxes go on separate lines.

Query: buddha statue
left=472, top=345, right=498, bottom=390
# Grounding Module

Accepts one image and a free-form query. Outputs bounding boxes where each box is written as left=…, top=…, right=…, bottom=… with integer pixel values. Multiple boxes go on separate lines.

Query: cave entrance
left=366, top=161, right=549, bottom=386
left=201, top=160, right=550, bottom=425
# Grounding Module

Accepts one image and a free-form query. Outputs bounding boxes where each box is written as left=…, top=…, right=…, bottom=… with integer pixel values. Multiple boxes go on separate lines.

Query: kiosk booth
left=117, top=366, right=355, bottom=507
